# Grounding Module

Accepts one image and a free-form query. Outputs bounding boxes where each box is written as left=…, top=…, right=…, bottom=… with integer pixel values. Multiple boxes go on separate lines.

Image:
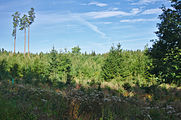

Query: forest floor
left=0, top=81, right=181, bottom=120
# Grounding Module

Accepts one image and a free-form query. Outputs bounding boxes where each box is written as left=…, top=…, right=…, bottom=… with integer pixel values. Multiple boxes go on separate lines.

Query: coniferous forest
left=0, top=0, right=181, bottom=119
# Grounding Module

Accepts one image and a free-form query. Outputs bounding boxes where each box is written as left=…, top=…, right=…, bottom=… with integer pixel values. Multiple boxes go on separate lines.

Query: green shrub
left=122, top=82, right=131, bottom=91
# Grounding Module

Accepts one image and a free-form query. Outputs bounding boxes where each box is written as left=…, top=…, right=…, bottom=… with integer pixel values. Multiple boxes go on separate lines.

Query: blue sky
left=0, top=0, right=171, bottom=53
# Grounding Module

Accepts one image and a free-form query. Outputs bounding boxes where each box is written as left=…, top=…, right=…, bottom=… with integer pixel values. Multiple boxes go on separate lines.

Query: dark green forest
left=0, top=0, right=180, bottom=119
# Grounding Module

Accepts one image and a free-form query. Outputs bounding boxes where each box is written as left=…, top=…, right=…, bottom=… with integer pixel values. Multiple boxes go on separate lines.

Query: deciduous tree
left=149, top=0, right=181, bottom=85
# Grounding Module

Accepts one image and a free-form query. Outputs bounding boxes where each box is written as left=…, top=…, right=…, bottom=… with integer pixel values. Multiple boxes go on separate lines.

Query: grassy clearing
left=0, top=81, right=180, bottom=120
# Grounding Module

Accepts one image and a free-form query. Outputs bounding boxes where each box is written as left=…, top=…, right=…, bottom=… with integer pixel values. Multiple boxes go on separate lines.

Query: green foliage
left=72, top=46, right=81, bottom=54
left=48, top=47, right=62, bottom=85
left=32, top=57, right=49, bottom=83
left=101, top=43, right=124, bottom=81
left=70, top=53, right=104, bottom=84
left=28, top=8, right=35, bottom=25
left=12, top=12, right=20, bottom=37
left=10, top=63, right=20, bottom=80
left=0, top=45, right=153, bottom=87
left=22, top=64, right=34, bottom=84
left=122, top=82, right=131, bottom=91
left=148, top=0, right=181, bottom=85
left=101, top=44, right=151, bottom=86
left=19, top=14, right=29, bottom=30
left=0, top=59, right=8, bottom=80
left=58, top=53, right=72, bottom=84
left=163, top=47, right=181, bottom=85
left=47, top=47, right=72, bottom=86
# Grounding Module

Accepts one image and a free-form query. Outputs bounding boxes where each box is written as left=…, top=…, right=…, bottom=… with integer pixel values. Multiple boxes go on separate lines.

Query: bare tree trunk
left=28, top=26, right=30, bottom=57
left=14, top=33, right=16, bottom=54
left=24, top=28, right=26, bottom=57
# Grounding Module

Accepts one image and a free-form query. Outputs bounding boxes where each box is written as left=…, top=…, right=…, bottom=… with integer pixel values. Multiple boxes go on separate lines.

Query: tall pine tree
left=12, top=12, right=20, bottom=54
left=19, top=14, right=29, bottom=57
left=28, top=8, right=35, bottom=57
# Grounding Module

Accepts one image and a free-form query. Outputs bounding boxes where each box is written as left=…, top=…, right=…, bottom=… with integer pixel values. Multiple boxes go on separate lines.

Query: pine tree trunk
left=14, top=33, right=16, bottom=54
left=24, top=28, right=26, bottom=57
left=28, top=26, right=30, bottom=57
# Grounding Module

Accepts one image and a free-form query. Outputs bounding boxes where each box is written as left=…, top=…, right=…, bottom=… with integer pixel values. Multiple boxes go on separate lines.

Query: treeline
left=0, top=45, right=153, bottom=87
left=0, top=43, right=180, bottom=88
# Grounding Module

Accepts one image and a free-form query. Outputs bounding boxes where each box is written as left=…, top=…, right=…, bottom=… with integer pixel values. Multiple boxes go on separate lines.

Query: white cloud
left=131, top=0, right=165, bottom=5
left=142, top=8, right=162, bottom=14
left=88, top=2, right=107, bottom=7
left=35, top=13, right=73, bottom=25
left=77, top=17, right=106, bottom=38
left=112, top=8, right=119, bottom=10
left=84, top=8, right=140, bottom=19
left=34, top=7, right=142, bottom=38
left=35, top=8, right=141, bottom=25
left=36, top=12, right=107, bottom=38
left=102, top=22, right=112, bottom=24
left=120, top=18, right=158, bottom=22
left=85, top=11, right=128, bottom=18
left=131, top=8, right=140, bottom=14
